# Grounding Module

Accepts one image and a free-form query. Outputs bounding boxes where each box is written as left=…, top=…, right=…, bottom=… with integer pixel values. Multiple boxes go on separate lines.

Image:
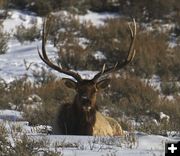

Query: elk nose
left=82, top=96, right=88, bottom=100
left=83, top=106, right=92, bottom=112
left=81, top=96, right=90, bottom=103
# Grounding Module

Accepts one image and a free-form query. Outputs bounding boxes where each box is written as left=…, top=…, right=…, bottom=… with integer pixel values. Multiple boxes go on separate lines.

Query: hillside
left=0, top=1, right=180, bottom=155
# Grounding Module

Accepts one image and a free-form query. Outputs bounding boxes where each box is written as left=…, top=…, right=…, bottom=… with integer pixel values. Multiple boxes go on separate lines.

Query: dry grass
left=0, top=123, right=62, bottom=156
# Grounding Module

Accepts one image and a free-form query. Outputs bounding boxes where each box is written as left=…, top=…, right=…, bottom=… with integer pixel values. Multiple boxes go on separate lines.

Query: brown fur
left=53, top=79, right=123, bottom=136
left=54, top=103, right=96, bottom=135
left=93, top=112, right=124, bottom=136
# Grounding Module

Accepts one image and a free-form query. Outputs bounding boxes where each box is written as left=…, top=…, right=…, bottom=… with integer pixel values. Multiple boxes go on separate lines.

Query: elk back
left=93, top=112, right=124, bottom=136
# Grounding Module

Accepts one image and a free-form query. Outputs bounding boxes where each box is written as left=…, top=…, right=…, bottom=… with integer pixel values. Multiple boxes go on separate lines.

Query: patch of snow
left=27, top=94, right=42, bottom=103
left=23, top=94, right=43, bottom=110
left=31, top=125, right=52, bottom=134
left=30, top=133, right=177, bottom=156
left=2, top=120, right=52, bottom=134
left=129, top=119, right=141, bottom=127
left=0, top=10, right=119, bottom=82
left=141, top=21, right=175, bottom=33
left=0, top=109, right=23, bottom=121
left=152, top=119, right=159, bottom=126
left=94, top=51, right=106, bottom=60
left=0, top=109, right=180, bottom=155
left=143, top=75, right=161, bottom=91
left=160, top=112, right=170, bottom=122
left=78, top=37, right=90, bottom=49
left=3, top=10, right=42, bottom=34
left=79, top=10, right=119, bottom=26
left=0, top=39, right=57, bottom=82
left=168, top=42, right=177, bottom=48
left=166, top=95, right=174, bottom=101
left=159, top=94, right=175, bottom=101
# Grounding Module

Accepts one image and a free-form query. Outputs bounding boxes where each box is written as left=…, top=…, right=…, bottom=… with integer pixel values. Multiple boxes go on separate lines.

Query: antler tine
left=38, top=16, right=82, bottom=82
left=92, top=19, right=137, bottom=82
left=127, top=18, right=136, bottom=62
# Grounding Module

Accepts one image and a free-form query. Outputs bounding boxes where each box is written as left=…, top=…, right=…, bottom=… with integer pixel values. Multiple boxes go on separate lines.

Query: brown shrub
left=47, top=15, right=179, bottom=83
left=47, top=15, right=93, bottom=70
left=0, top=77, right=33, bottom=110
left=134, top=31, right=169, bottom=78
left=23, top=80, right=75, bottom=126
left=0, top=24, right=9, bottom=54
left=14, top=23, right=40, bottom=44
left=97, top=75, right=159, bottom=119
left=157, top=97, right=180, bottom=130
left=0, top=123, right=62, bottom=156
left=82, top=18, right=131, bottom=65
left=118, top=0, right=179, bottom=22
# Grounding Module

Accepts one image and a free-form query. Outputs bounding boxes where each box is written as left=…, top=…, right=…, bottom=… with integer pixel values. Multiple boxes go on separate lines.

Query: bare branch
left=24, top=59, right=34, bottom=71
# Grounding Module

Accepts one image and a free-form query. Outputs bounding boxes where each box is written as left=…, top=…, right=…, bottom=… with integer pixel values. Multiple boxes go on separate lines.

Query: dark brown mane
left=55, top=102, right=98, bottom=135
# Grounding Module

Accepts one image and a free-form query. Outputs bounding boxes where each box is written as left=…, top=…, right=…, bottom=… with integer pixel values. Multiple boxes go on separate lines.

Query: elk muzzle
left=81, top=96, right=92, bottom=112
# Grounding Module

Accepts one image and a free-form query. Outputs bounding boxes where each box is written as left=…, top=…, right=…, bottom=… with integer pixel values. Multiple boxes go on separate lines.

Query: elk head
left=38, top=17, right=137, bottom=113
left=62, top=78, right=110, bottom=112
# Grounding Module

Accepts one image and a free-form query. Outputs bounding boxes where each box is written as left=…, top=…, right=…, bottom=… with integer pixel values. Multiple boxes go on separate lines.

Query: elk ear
left=96, top=79, right=111, bottom=90
left=63, top=78, right=77, bottom=89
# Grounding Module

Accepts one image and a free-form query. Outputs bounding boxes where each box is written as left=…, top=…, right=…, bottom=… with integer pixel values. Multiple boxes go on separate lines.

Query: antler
left=38, top=17, right=82, bottom=82
left=92, top=19, right=137, bottom=82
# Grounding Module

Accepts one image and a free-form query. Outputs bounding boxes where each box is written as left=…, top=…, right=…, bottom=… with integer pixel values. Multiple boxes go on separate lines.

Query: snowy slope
left=3, top=10, right=42, bottom=34
left=33, top=134, right=167, bottom=156
left=0, top=38, right=57, bottom=82
left=79, top=10, right=119, bottom=26
left=1, top=109, right=179, bottom=156
left=0, top=10, right=179, bottom=156
left=1, top=10, right=115, bottom=82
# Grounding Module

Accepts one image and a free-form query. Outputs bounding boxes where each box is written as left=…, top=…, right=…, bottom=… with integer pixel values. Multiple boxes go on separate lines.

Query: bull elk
left=38, top=17, right=137, bottom=136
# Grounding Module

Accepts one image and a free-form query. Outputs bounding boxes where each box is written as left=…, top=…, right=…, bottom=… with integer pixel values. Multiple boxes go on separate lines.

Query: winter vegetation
left=0, top=0, right=180, bottom=155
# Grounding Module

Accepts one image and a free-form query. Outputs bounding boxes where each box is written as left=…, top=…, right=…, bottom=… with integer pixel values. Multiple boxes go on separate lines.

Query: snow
left=0, top=37, right=98, bottom=82
left=0, top=109, right=23, bottom=121
left=143, top=75, right=161, bottom=91
left=94, top=51, right=106, bottom=60
left=33, top=134, right=167, bottom=156
left=159, top=112, right=170, bottom=122
left=1, top=10, right=117, bottom=82
left=0, top=39, right=57, bottom=82
left=141, top=21, right=175, bottom=33
left=79, top=10, right=119, bottom=26
left=0, top=109, right=179, bottom=155
left=3, top=10, right=42, bottom=34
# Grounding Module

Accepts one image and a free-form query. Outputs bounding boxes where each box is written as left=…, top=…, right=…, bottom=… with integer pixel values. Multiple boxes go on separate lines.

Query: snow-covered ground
left=33, top=134, right=169, bottom=156
left=0, top=109, right=179, bottom=156
left=0, top=10, right=180, bottom=156
left=0, top=38, right=57, bottom=82
left=3, top=10, right=42, bottom=33
left=79, top=10, right=119, bottom=26
left=1, top=10, right=115, bottom=82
